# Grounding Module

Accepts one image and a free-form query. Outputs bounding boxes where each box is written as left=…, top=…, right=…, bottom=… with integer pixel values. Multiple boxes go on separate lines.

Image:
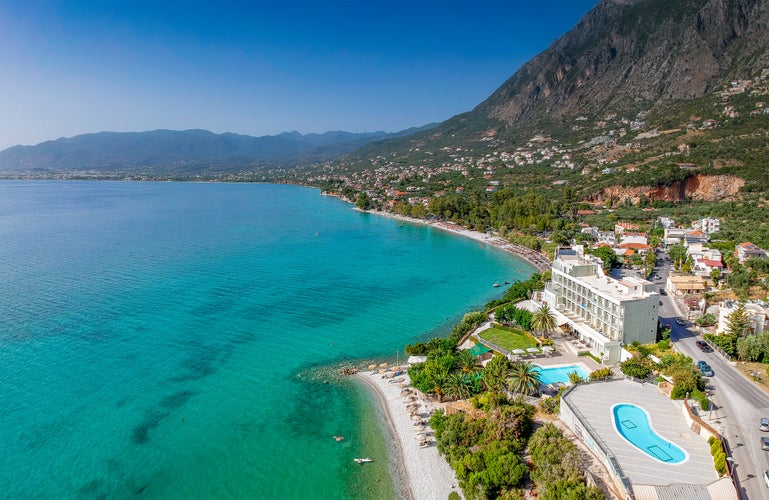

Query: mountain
left=0, top=125, right=437, bottom=173
left=345, top=0, right=769, bottom=163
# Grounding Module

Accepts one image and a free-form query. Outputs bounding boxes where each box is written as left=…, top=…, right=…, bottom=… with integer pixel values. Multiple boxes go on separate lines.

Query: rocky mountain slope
left=347, top=0, right=769, bottom=162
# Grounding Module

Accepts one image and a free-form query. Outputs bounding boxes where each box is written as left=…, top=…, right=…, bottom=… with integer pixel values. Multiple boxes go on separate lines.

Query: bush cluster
left=708, top=436, right=727, bottom=476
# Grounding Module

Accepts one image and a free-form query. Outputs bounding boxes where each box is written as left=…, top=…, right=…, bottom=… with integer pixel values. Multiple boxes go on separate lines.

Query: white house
left=717, top=301, right=769, bottom=335
left=692, top=217, right=721, bottom=235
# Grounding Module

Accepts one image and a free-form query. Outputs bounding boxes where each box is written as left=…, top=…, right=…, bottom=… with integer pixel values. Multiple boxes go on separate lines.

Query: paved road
left=653, top=252, right=769, bottom=500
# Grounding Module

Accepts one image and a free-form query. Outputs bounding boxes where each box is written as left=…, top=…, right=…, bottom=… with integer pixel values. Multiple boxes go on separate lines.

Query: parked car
left=761, top=418, right=769, bottom=432
left=697, top=360, right=714, bottom=377
left=764, top=470, right=769, bottom=488
left=660, top=289, right=667, bottom=295
left=762, top=437, right=769, bottom=451
left=695, top=340, right=712, bottom=352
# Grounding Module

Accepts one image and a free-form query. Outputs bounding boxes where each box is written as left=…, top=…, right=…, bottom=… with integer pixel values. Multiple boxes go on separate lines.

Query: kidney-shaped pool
left=612, top=403, right=688, bottom=464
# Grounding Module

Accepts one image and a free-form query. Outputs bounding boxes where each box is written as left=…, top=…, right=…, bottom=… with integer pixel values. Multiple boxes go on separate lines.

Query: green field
left=479, top=325, right=538, bottom=352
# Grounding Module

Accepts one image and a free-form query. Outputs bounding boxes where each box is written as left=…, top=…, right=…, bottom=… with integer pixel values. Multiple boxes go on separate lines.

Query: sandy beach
left=366, top=210, right=551, bottom=272
left=356, top=369, right=461, bottom=500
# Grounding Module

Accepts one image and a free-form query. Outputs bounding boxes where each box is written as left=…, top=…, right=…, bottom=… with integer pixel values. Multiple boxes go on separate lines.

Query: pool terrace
left=560, top=379, right=724, bottom=496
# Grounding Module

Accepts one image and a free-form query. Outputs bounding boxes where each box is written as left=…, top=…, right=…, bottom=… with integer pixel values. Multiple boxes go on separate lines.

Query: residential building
left=542, top=246, right=659, bottom=364
left=692, top=217, right=721, bottom=235
left=658, top=217, right=676, bottom=229
left=666, top=275, right=707, bottom=296
left=735, top=242, right=767, bottom=263
left=717, top=301, right=769, bottom=335
left=663, top=227, right=686, bottom=247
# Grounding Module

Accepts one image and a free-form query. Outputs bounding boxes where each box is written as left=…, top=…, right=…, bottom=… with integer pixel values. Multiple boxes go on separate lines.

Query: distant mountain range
left=6, top=0, right=769, bottom=179
left=0, top=125, right=436, bottom=173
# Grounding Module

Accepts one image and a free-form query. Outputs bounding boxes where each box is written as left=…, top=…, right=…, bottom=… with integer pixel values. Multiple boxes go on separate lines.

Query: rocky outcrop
left=587, top=174, right=744, bottom=204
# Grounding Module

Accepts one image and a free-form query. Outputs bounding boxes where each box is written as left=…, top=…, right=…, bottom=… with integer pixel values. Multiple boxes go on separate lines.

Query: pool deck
left=562, top=379, right=718, bottom=487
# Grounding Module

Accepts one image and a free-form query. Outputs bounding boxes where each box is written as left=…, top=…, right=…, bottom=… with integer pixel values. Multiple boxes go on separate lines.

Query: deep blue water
left=0, top=181, right=533, bottom=498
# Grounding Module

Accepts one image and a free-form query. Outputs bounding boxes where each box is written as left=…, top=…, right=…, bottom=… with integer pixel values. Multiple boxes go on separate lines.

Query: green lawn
left=479, top=326, right=538, bottom=352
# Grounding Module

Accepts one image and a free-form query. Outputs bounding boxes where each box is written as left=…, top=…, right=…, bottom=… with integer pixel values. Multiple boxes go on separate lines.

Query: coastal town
left=349, top=212, right=769, bottom=500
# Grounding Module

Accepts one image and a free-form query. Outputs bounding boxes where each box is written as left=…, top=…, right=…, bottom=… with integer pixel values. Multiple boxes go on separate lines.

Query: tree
left=506, top=362, right=542, bottom=396
left=668, top=244, right=687, bottom=271
left=588, top=246, right=619, bottom=270
left=710, top=268, right=721, bottom=286
left=531, top=303, right=557, bottom=338
left=443, top=373, right=473, bottom=401
left=482, top=355, right=510, bottom=392
left=619, top=355, right=656, bottom=379
left=355, top=192, right=371, bottom=210
left=726, top=303, right=751, bottom=337
left=456, top=349, right=481, bottom=374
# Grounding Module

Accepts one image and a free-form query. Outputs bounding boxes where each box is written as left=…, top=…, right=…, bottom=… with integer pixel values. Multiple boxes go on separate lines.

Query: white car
left=761, top=418, right=769, bottom=432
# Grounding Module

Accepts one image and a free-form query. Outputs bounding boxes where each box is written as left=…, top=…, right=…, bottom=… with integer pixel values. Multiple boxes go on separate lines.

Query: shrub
left=708, top=435, right=717, bottom=446
left=568, top=371, right=585, bottom=384
left=448, top=492, right=461, bottom=500
left=657, top=339, right=671, bottom=350
left=589, top=367, right=613, bottom=381
left=539, top=394, right=560, bottom=414
left=710, top=439, right=722, bottom=456
left=619, top=355, right=656, bottom=379
left=714, top=450, right=727, bottom=476
left=690, top=388, right=709, bottom=410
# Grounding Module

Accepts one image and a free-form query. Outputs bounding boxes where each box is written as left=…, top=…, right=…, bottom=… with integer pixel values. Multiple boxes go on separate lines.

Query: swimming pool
left=612, top=403, right=688, bottom=464
left=534, top=364, right=590, bottom=385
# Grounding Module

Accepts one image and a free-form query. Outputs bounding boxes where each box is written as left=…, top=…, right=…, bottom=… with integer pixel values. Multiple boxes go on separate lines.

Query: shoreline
left=355, top=370, right=460, bottom=500
left=362, top=209, right=551, bottom=273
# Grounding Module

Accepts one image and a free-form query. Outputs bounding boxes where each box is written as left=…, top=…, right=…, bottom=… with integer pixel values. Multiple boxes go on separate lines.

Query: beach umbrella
left=414, top=425, right=425, bottom=432
left=394, top=377, right=405, bottom=383
left=379, top=362, right=389, bottom=368
left=414, top=433, right=425, bottom=440
left=368, top=364, right=377, bottom=370
left=512, top=348, right=526, bottom=355
left=411, top=415, right=422, bottom=421
left=401, top=390, right=411, bottom=396
left=527, top=347, right=540, bottom=354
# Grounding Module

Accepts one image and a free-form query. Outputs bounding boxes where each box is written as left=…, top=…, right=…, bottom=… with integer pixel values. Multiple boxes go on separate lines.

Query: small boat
left=504, top=281, right=510, bottom=284
left=333, top=435, right=344, bottom=442
left=354, top=458, right=373, bottom=464
left=493, top=283, right=500, bottom=288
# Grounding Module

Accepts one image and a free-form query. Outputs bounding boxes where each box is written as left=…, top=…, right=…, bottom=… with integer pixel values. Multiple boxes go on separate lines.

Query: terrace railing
left=561, top=385, right=635, bottom=499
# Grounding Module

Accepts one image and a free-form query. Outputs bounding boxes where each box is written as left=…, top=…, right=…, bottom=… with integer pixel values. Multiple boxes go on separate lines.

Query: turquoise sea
left=0, top=181, right=533, bottom=499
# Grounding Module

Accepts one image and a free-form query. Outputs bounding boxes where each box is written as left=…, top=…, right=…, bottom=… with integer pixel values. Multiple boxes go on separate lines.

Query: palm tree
left=506, top=361, right=542, bottom=396
left=443, top=373, right=472, bottom=401
left=455, top=349, right=481, bottom=374
left=531, top=303, right=557, bottom=339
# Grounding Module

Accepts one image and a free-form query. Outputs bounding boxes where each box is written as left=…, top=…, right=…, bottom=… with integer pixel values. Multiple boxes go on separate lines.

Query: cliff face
left=476, top=0, right=769, bottom=125
left=587, top=174, right=745, bottom=204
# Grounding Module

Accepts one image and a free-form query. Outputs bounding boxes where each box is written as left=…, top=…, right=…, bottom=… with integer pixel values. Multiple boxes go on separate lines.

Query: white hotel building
left=541, top=246, right=659, bottom=364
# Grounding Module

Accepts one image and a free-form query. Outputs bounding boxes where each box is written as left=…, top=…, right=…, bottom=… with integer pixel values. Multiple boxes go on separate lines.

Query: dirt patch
left=733, top=361, right=769, bottom=394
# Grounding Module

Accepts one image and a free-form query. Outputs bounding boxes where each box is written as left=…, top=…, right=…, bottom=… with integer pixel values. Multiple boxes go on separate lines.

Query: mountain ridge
left=0, top=125, right=438, bottom=173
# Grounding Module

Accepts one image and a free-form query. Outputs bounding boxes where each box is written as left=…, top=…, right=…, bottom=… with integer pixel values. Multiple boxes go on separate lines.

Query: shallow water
left=0, top=181, right=533, bottom=498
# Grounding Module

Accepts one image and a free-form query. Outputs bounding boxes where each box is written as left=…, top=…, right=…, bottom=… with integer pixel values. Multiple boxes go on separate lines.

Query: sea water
left=0, top=181, right=534, bottom=499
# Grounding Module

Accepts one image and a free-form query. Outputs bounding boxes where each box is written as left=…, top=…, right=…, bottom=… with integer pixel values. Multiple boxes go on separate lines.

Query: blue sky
left=0, top=0, right=598, bottom=150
